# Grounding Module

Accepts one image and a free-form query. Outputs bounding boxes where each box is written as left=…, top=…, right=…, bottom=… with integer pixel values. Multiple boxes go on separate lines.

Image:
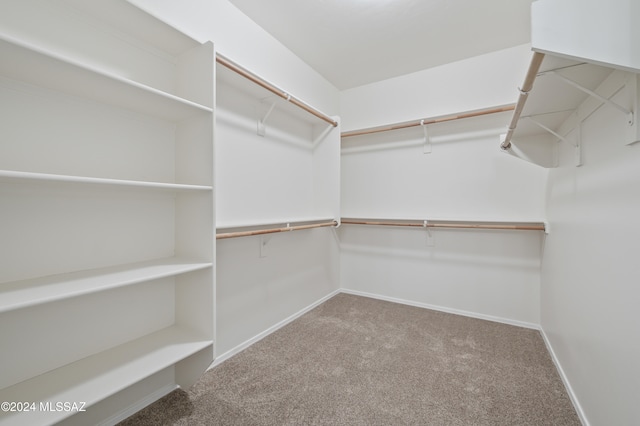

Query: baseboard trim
left=340, top=288, right=541, bottom=330
left=539, top=328, right=589, bottom=426
left=100, top=384, right=177, bottom=426
left=210, top=289, right=341, bottom=369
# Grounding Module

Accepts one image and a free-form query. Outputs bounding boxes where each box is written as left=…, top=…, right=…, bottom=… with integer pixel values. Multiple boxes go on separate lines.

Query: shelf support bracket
left=526, top=117, right=571, bottom=145
left=421, top=120, right=432, bottom=154
left=257, top=100, right=278, bottom=137
left=548, top=71, right=634, bottom=126
left=575, top=113, right=583, bottom=167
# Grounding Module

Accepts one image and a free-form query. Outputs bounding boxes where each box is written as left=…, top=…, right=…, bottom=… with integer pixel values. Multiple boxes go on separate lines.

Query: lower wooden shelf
left=0, top=325, right=212, bottom=426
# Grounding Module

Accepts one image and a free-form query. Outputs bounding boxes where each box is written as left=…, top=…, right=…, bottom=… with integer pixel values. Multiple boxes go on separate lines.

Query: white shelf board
left=0, top=34, right=212, bottom=122
left=0, top=170, right=212, bottom=192
left=0, top=257, right=212, bottom=314
left=0, top=325, right=212, bottom=426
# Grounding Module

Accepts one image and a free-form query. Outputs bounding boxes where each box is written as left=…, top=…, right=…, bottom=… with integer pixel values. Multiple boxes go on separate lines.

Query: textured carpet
left=119, top=293, right=580, bottom=425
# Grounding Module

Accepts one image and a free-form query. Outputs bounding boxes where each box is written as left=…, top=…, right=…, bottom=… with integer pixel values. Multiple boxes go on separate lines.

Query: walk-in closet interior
left=0, top=0, right=638, bottom=425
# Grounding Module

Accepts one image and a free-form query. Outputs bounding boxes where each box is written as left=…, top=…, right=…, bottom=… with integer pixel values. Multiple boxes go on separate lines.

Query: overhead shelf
left=0, top=34, right=212, bottom=122
left=0, top=325, right=212, bottom=426
left=501, top=52, right=638, bottom=168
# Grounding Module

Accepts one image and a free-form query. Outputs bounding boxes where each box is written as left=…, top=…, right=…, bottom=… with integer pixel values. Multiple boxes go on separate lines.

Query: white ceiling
left=228, top=0, right=534, bottom=90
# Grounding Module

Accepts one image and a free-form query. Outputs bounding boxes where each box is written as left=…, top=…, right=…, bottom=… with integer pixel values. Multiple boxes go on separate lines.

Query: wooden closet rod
left=341, top=104, right=516, bottom=138
left=500, top=52, right=546, bottom=150
left=216, top=54, right=338, bottom=128
left=217, top=220, right=338, bottom=240
left=341, top=218, right=546, bottom=232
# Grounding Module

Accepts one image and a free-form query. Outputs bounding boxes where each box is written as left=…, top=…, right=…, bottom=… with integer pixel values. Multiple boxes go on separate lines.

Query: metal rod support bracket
left=421, top=120, right=432, bottom=154
left=526, top=117, right=571, bottom=145
left=423, top=220, right=434, bottom=246
left=257, top=100, right=278, bottom=136
left=548, top=71, right=633, bottom=125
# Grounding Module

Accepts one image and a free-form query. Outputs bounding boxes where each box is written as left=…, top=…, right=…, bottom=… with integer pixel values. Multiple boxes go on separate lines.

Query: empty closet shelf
left=0, top=258, right=212, bottom=314
left=0, top=325, right=212, bottom=426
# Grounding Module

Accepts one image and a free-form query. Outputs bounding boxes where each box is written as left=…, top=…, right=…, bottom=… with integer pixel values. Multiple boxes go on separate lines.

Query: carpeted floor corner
left=119, top=293, right=580, bottom=425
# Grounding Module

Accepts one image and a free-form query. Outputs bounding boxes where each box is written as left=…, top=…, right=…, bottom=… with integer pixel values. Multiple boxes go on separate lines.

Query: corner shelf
left=503, top=53, right=639, bottom=168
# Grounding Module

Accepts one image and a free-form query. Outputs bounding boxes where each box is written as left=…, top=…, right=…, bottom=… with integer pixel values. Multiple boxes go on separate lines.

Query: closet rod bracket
left=421, top=120, right=432, bottom=154
left=257, top=100, right=278, bottom=136
left=423, top=220, right=434, bottom=246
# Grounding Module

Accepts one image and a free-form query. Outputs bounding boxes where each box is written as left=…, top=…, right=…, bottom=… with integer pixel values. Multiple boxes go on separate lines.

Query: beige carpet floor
left=119, top=293, right=580, bottom=425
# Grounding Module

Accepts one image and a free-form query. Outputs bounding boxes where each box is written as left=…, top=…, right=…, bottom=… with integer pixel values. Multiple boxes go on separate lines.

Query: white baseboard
left=539, top=328, right=589, bottom=426
left=109, top=288, right=585, bottom=426
left=210, top=289, right=341, bottom=368
left=212, top=287, right=539, bottom=372
left=340, top=288, right=541, bottom=330
left=207, top=287, right=590, bottom=425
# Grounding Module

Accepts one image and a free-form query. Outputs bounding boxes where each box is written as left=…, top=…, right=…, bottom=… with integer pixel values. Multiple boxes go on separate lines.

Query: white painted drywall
left=339, top=44, right=533, bottom=132
left=341, top=112, right=547, bottom=221
left=339, top=225, right=543, bottom=327
left=339, top=121, right=546, bottom=325
left=216, top=228, right=339, bottom=358
left=129, top=0, right=339, bottom=115
left=339, top=47, right=548, bottom=326
left=541, top=73, right=640, bottom=425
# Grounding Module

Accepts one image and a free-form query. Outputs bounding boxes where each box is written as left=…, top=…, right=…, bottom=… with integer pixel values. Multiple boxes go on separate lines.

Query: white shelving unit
left=215, top=61, right=340, bottom=229
left=0, top=0, right=215, bottom=424
left=504, top=3, right=640, bottom=169
left=505, top=54, right=639, bottom=168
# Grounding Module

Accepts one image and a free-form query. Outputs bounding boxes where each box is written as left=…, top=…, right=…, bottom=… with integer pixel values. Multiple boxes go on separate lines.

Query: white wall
left=541, top=73, right=640, bottom=425
left=339, top=46, right=548, bottom=326
left=340, top=44, right=533, bottom=132
left=216, top=229, right=339, bottom=358
left=129, top=0, right=339, bottom=115
left=341, top=112, right=546, bottom=221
